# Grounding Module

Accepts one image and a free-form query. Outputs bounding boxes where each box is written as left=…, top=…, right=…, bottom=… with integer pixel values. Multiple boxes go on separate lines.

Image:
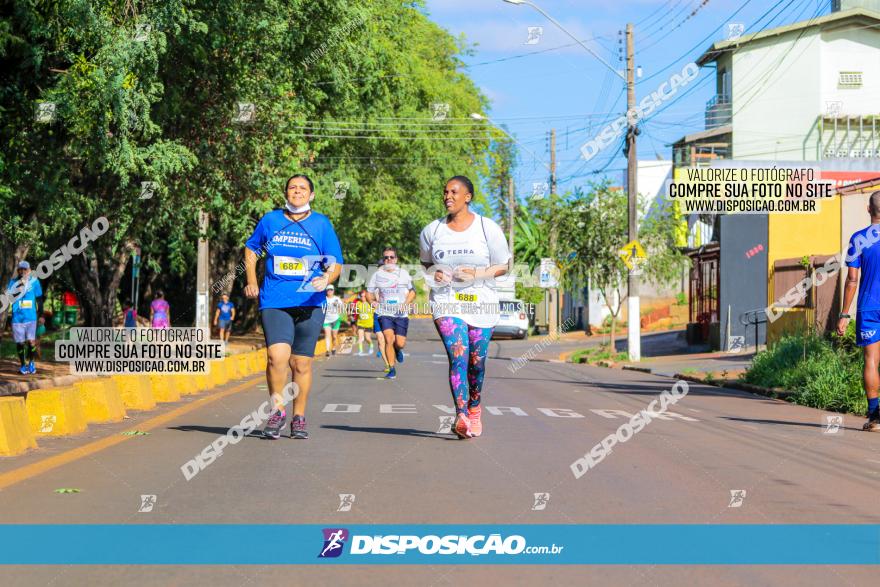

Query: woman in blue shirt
left=245, top=174, right=343, bottom=440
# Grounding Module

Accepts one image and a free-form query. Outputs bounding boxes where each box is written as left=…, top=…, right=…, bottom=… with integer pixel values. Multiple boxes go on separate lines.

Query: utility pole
left=626, top=23, right=641, bottom=362
left=548, top=128, right=559, bottom=335
left=196, top=211, right=210, bottom=334
left=550, top=128, right=557, bottom=195
left=507, top=176, right=515, bottom=256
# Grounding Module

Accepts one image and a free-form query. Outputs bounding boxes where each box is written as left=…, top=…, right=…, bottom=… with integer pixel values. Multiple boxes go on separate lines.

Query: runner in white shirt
left=419, top=175, right=511, bottom=438
left=366, top=247, right=416, bottom=380
left=322, top=285, right=345, bottom=357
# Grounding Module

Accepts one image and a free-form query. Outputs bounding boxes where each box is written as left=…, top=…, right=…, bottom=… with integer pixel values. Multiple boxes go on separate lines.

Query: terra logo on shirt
left=436, top=248, right=475, bottom=258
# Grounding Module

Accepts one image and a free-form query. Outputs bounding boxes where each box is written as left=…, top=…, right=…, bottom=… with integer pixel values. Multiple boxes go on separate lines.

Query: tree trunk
left=68, top=242, right=133, bottom=327
left=609, top=313, right=616, bottom=353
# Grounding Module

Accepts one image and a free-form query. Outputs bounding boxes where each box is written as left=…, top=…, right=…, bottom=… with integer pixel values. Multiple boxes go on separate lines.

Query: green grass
left=571, top=346, right=628, bottom=364
left=743, top=322, right=865, bottom=414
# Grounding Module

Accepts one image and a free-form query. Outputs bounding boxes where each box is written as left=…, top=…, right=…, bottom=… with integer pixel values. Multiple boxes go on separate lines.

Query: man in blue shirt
left=213, top=294, right=236, bottom=342
left=244, top=174, right=344, bottom=440
left=839, top=191, right=880, bottom=431
left=5, top=261, right=43, bottom=375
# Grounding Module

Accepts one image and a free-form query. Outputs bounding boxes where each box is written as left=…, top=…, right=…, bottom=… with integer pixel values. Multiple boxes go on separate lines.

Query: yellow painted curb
left=25, top=387, right=88, bottom=437
left=112, top=375, right=156, bottom=411
left=173, top=374, right=199, bottom=396
left=209, top=360, right=229, bottom=387
left=225, top=356, right=243, bottom=380
left=0, top=397, right=38, bottom=456
left=148, top=374, right=181, bottom=403
left=235, top=354, right=251, bottom=378
left=74, top=379, right=127, bottom=424
left=193, top=373, right=211, bottom=392
left=248, top=351, right=262, bottom=374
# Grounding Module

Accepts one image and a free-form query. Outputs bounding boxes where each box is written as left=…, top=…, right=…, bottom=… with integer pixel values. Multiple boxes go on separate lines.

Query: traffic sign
left=539, top=258, right=559, bottom=288
left=618, top=240, right=646, bottom=270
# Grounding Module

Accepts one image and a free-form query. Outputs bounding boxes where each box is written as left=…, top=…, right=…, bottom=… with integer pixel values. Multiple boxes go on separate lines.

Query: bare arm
left=310, top=263, right=342, bottom=291
left=244, top=248, right=259, bottom=298
left=837, top=266, right=859, bottom=335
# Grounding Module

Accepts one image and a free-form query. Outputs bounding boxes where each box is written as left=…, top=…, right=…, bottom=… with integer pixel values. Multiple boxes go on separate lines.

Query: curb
left=621, top=365, right=795, bottom=401
left=0, top=346, right=267, bottom=457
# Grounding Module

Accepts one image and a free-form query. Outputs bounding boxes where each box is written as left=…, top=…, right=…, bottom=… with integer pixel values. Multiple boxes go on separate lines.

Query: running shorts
left=261, top=306, right=325, bottom=357
left=377, top=316, right=409, bottom=336
left=12, top=321, right=37, bottom=343
left=218, top=319, right=231, bottom=330
left=323, top=317, right=342, bottom=331
left=856, top=310, right=880, bottom=347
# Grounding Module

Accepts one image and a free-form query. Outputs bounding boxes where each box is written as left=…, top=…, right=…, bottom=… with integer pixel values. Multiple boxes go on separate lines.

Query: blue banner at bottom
left=1, top=525, right=879, bottom=564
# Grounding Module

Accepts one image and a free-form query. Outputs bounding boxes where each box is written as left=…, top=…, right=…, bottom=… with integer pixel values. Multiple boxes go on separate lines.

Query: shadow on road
left=722, top=416, right=852, bottom=431
left=167, top=424, right=264, bottom=438
left=321, top=424, right=455, bottom=440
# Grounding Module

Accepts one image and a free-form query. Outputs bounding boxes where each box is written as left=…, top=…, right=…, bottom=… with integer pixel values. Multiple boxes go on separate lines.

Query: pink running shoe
left=453, top=412, right=473, bottom=439
left=468, top=406, right=482, bottom=437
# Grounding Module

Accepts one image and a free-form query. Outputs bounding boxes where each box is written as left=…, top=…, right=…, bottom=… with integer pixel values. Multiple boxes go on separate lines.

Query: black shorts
left=261, top=306, right=325, bottom=357
left=377, top=316, right=409, bottom=336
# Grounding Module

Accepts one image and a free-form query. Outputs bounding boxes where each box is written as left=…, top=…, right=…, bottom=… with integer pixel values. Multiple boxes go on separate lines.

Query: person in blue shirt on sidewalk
left=5, top=261, right=43, bottom=375
left=244, top=174, right=343, bottom=440
left=839, top=191, right=880, bottom=431
left=213, top=293, right=236, bottom=342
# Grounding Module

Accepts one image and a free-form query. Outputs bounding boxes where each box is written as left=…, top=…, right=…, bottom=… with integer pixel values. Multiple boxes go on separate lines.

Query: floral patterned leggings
left=434, top=317, right=494, bottom=416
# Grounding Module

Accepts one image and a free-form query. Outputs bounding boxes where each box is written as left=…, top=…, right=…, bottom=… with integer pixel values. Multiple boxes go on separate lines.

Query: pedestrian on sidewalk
left=4, top=261, right=43, bottom=375
left=419, top=176, right=511, bottom=439
left=213, top=293, right=236, bottom=342
left=122, top=299, right=138, bottom=329
left=244, top=173, right=343, bottom=440
left=150, top=291, right=170, bottom=329
left=839, top=190, right=880, bottom=431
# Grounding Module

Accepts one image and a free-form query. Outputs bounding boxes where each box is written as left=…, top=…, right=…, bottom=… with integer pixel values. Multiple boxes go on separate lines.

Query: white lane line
left=432, top=354, right=446, bottom=358
left=867, top=459, right=880, bottom=464
left=688, top=408, right=701, bottom=412
left=431, top=361, right=447, bottom=365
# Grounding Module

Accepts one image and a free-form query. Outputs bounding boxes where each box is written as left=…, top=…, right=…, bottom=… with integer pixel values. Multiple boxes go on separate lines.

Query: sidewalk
left=619, top=349, right=755, bottom=379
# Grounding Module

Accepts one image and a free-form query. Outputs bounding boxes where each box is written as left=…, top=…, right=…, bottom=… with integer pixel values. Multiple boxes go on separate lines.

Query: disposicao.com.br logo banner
left=4, top=525, right=880, bottom=564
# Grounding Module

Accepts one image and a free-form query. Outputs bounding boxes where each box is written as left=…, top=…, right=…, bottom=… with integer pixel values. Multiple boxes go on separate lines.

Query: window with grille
left=838, top=71, right=863, bottom=88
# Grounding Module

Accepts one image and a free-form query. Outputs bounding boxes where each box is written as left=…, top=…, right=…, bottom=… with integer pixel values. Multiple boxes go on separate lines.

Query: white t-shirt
left=324, top=296, right=344, bottom=322
left=367, top=266, right=414, bottom=317
left=419, top=213, right=511, bottom=328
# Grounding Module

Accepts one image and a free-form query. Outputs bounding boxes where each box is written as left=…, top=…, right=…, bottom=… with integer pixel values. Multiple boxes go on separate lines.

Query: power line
left=637, top=0, right=760, bottom=85
left=640, top=0, right=714, bottom=53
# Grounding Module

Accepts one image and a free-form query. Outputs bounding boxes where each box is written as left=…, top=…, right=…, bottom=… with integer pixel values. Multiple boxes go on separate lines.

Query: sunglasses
left=383, top=255, right=396, bottom=260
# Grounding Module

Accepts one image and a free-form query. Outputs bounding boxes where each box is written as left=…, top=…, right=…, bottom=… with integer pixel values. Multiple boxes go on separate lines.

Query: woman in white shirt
left=419, top=176, right=512, bottom=438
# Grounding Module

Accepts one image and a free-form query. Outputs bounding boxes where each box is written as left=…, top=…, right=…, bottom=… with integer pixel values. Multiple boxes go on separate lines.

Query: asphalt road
left=2, top=319, right=879, bottom=585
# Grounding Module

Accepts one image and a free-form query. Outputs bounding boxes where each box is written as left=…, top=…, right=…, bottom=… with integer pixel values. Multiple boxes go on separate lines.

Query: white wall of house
left=731, top=29, right=822, bottom=161
left=636, top=160, right=673, bottom=220
left=821, top=27, right=880, bottom=114
left=730, top=20, right=880, bottom=162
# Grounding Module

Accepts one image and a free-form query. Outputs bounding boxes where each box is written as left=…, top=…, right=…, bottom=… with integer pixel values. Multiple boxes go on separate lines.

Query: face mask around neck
left=286, top=202, right=311, bottom=214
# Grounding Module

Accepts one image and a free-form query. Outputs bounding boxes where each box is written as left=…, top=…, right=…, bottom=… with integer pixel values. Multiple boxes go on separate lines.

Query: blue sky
left=422, top=0, right=832, bottom=197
